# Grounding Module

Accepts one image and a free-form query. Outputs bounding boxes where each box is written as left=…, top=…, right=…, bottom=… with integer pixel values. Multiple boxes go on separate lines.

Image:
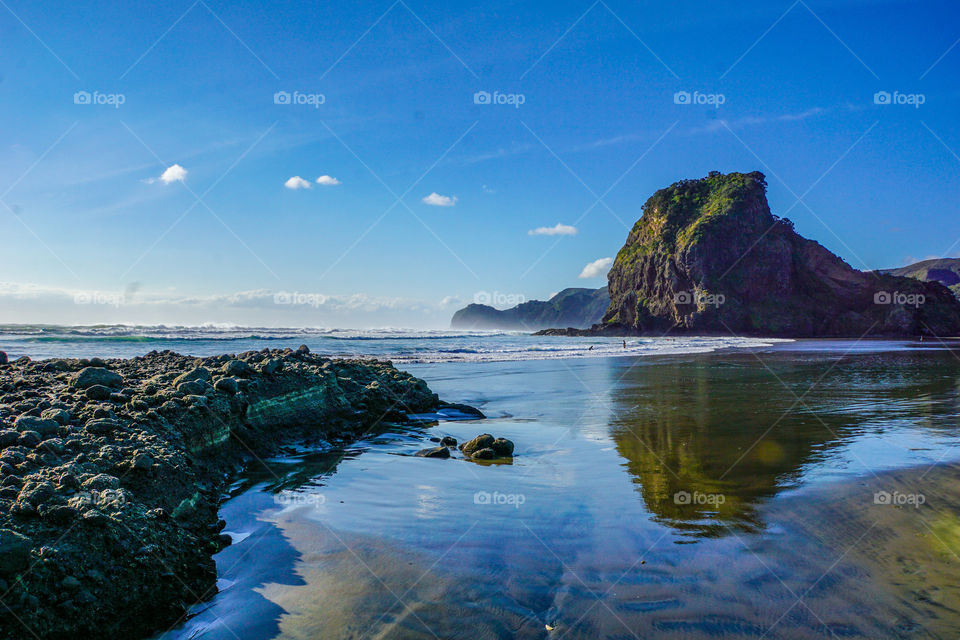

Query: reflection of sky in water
left=161, top=342, right=960, bottom=640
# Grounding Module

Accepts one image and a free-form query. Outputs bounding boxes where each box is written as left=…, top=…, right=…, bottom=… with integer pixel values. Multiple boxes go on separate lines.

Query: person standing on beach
left=622, top=340, right=626, bottom=349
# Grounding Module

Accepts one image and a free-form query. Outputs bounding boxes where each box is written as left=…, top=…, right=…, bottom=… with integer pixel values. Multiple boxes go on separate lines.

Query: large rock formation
left=881, top=258, right=960, bottom=299
left=451, top=287, right=609, bottom=330
left=545, top=171, right=960, bottom=337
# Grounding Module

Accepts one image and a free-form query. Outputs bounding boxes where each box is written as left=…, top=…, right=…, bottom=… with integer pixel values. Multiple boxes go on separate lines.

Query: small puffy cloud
left=315, top=175, right=341, bottom=186
left=422, top=192, right=457, bottom=207
left=284, top=176, right=312, bottom=190
left=529, top=223, right=578, bottom=236
left=439, top=295, right=463, bottom=307
left=159, top=164, right=187, bottom=184
left=579, top=257, right=612, bottom=279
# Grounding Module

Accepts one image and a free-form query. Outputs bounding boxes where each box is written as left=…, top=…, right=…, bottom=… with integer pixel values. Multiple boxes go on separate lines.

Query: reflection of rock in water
left=607, top=351, right=959, bottom=538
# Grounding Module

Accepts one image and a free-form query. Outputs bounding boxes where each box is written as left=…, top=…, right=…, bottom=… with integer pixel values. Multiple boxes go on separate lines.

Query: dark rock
left=85, top=419, right=118, bottom=436
left=296, top=344, right=310, bottom=355
left=17, top=432, right=40, bottom=448
left=0, top=352, right=6, bottom=365
left=221, top=360, right=251, bottom=377
left=491, top=438, right=514, bottom=456
left=70, top=367, right=123, bottom=390
left=177, top=380, right=207, bottom=396
left=173, top=367, right=211, bottom=386
left=471, top=447, right=497, bottom=460
left=261, top=359, right=283, bottom=375
left=440, top=436, right=458, bottom=447
left=40, top=408, right=70, bottom=425
left=85, top=385, right=112, bottom=401
left=459, top=433, right=495, bottom=456
left=0, top=529, right=31, bottom=574
left=214, top=378, right=239, bottom=394
left=415, top=446, right=451, bottom=459
left=13, top=416, right=58, bottom=436
left=0, top=431, right=17, bottom=448
left=558, top=170, right=960, bottom=338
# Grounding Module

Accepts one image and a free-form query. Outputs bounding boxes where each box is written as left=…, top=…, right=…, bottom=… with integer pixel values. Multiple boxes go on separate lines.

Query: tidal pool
left=159, top=340, right=960, bottom=639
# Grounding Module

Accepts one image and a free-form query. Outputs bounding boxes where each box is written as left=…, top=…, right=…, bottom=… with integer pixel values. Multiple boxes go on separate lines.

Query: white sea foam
left=0, top=324, right=791, bottom=363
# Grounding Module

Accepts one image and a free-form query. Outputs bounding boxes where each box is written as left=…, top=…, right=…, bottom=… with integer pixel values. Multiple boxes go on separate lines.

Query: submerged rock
left=415, top=446, right=451, bottom=459
left=459, top=433, right=495, bottom=456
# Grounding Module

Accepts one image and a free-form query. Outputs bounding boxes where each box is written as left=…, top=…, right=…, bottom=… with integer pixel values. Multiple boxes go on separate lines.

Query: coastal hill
left=451, top=287, right=609, bottom=330
left=540, top=171, right=960, bottom=337
left=880, top=258, right=960, bottom=299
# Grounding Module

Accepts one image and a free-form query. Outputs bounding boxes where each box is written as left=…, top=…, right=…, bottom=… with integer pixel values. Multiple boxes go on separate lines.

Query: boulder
left=220, top=360, right=251, bottom=377
left=85, top=385, right=112, bottom=401
left=0, top=352, right=7, bottom=365
left=491, top=438, right=514, bottom=457
left=70, top=368, right=123, bottom=390
left=173, top=367, right=211, bottom=386
left=471, top=448, right=496, bottom=460
left=0, top=529, right=31, bottom=574
left=13, top=416, right=59, bottom=437
left=415, top=446, right=451, bottom=459
left=213, top=378, right=239, bottom=394
left=459, top=433, right=495, bottom=457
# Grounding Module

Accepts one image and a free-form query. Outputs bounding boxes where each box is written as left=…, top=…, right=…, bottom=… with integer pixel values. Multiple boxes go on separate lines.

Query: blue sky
left=1, top=0, right=958, bottom=326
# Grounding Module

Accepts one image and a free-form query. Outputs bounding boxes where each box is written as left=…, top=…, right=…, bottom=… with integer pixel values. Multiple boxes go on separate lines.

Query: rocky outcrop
left=881, top=258, right=960, bottom=300
left=0, top=348, right=462, bottom=639
left=542, top=171, right=960, bottom=337
left=451, top=287, right=609, bottom=330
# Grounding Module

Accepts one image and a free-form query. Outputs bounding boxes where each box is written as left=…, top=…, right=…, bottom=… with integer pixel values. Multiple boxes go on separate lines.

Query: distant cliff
left=451, top=287, right=609, bottom=330
left=880, top=258, right=960, bottom=299
left=540, top=171, right=960, bottom=337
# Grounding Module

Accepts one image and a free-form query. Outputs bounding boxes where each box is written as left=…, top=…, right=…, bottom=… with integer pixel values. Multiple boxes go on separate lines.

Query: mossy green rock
left=598, top=171, right=960, bottom=337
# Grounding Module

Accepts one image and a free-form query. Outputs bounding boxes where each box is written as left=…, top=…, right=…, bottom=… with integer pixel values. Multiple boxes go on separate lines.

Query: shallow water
left=157, top=340, right=960, bottom=639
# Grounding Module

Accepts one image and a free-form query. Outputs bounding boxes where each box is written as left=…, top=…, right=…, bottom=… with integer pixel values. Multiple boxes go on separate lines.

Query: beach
left=120, top=335, right=960, bottom=640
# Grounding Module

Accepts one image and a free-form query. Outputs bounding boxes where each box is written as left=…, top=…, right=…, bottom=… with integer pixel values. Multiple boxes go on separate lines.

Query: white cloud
left=439, top=295, right=463, bottom=307
left=529, top=223, right=578, bottom=236
left=579, top=257, right=613, bottom=279
left=158, top=164, right=187, bottom=184
left=284, top=176, right=312, bottom=190
left=422, top=192, right=457, bottom=207
left=315, top=175, right=341, bottom=186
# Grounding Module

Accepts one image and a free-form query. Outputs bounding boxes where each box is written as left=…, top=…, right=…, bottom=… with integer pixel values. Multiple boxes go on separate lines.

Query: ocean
left=0, top=324, right=790, bottom=363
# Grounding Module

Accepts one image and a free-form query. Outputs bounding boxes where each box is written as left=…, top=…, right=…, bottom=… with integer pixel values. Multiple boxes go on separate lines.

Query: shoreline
left=0, top=346, right=477, bottom=639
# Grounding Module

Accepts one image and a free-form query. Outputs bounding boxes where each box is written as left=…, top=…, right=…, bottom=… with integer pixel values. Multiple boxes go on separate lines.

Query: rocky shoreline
left=0, top=347, right=475, bottom=639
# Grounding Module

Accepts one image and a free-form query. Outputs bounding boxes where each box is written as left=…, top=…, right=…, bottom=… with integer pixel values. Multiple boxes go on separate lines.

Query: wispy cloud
left=579, top=257, right=612, bottom=279
left=422, top=192, right=457, bottom=207
left=529, top=223, right=578, bottom=236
